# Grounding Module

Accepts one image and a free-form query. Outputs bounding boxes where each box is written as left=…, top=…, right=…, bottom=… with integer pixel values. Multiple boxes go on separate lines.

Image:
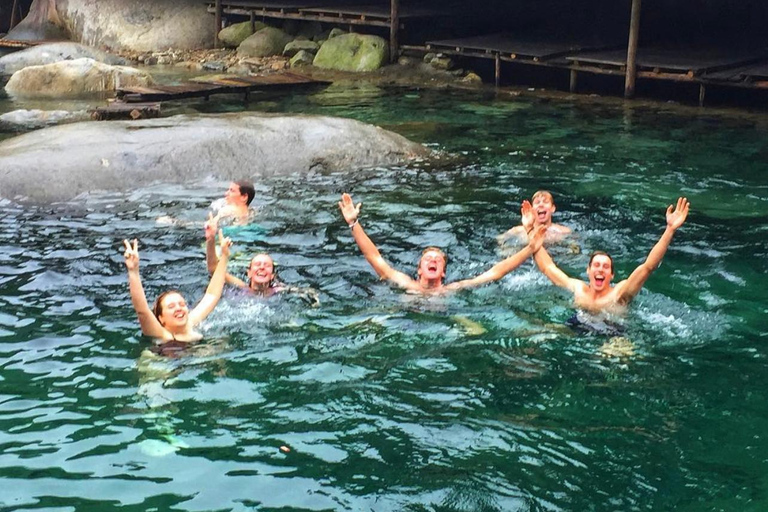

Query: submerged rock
left=0, top=42, right=127, bottom=76
left=0, top=109, right=90, bottom=131
left=5, top=58, right=154, bottom=97
left=8, top=0, right=214, bottom=52
left=0, top=113, right=429, bottom=203
left=313, top=33, right=388, bottom=72
left=237, top=27, right=293, bottom=58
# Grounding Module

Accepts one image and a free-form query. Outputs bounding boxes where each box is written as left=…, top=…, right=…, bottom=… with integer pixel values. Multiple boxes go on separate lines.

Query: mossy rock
left=218, top=21, right=267, bottom=48
left=313, top=33, right=388, bottom=72
left=290, top=50, right=315, bottom=68
left=237, top=27, right=292, bottom=58
left=283, top=39, right=320, bottom=57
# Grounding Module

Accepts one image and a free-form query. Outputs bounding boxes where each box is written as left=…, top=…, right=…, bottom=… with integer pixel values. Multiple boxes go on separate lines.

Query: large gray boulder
left=7, top=0, right=214, bottom=52
left=5, top=58, right=154, bottom=97
left=313, top=33, right=389, bottom=72
left=0, top=113, right=430, bottom=203
left=0, top=42, right=127, bottom=76
left=237, top=27, right=292, bottom=58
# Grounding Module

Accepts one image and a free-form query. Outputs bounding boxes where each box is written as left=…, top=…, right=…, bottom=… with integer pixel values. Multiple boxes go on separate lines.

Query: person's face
left=247, top=254, right=275, bottom=286
left=158, top=293, right=189, bottom=329
left=418, top=250, right=446, bottom=282
left=224, top=183, right=246, bottom=205
left=587, top=255, right=614, bottom=292
left=532, top=194, right=556, bottom=225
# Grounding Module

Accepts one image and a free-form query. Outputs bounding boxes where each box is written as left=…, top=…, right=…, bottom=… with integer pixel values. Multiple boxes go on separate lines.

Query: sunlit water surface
left=1, top=82, right=768, bottom=511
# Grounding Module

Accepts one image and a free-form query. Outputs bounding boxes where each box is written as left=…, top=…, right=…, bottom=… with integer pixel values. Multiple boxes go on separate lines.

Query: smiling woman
left=123, top=231, right=232, bottom=343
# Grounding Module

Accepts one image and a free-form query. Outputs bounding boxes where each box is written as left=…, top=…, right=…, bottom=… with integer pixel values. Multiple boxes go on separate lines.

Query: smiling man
left=499, top=190, right=571, bottom=244
left=339, top=193, right=545, bottom=294
left=534, top=197, right=690, bottom=314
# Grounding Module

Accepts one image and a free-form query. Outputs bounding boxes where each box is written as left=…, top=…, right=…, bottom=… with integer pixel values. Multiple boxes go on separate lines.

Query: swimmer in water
left=498, top=190, right=572, bottom=245
left=339, top=193, right=546, bottom=295
left=155, top=180, right=255, bottom=227
left=123, top=230, right=232, bottom=343
left=204, top=214, right=320, bottom=305
left=213, top=180, right=256, bottom=226
left=534, top=197, right=690, bottom=314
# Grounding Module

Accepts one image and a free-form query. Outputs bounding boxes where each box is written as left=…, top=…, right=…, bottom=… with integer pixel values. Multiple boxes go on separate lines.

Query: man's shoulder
left=550, top=223, right=572, bottom=234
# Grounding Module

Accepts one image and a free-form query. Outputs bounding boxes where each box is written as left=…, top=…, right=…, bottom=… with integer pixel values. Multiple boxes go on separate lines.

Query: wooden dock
left=116, top=72, right=329, bottom=103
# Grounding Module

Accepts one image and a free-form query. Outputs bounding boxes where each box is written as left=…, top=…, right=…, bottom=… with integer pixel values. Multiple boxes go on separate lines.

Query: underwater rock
left=7, top=0, right=214, bottom=52
left=5, top=58, right=154, bottom=97
left=0, top=113, right=430, bottom=203
left=237, top=27, right=293, bottom=58
left=0, top=42, right=127, bottom=76
left=313, top=33, right=388, bottom=72
left=0, top=109, right=90, bottom=131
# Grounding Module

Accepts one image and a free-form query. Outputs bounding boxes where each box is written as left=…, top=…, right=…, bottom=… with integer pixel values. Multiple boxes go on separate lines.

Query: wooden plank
left=426, top=33, right=618, bottom=61
left=389, top=0, right=399, bottom=63
left=89, top=102, right=161, bottom=121
left=625, top=0, right=642, bottom=98
left=299, top=4, right=443, bottom=20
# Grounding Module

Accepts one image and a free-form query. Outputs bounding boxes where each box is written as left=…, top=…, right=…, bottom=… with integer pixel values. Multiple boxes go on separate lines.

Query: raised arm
left=534, top=244, right=581, bottom=293
left=450, top=225, right=546, bottom=290
left=204, top=213, right=246, bottom=288
left=123, top=239, right=167, bottom=337
left=189, top=230, right=232, bottom=326
left=616, top=197, right=690, bottom=302
left=497, top=200, right=535, bottom=243
left=339, top=193, right=416, bottom=290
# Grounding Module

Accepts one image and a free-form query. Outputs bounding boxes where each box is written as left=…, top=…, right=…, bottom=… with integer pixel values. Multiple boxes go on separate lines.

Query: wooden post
left=389, top=0, right=399, bottom=63
left=214, top=0, right=223, bottom=49
left=569, top=69, right=578, bottom=92
left=624, top=0, right=642, bottom=98
left=495, top=53, right=501, bottom=88
left=250, top=11, right=256, bottom=34
left=698, top=84, right=706, bottom=107
left=10, top=0, right=20, bottom=29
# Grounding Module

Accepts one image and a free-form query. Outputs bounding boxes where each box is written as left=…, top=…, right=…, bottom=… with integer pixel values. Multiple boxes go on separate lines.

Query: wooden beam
left=214, top=0, right=223, bottom=49
left=570, top=69, right=578, bottom=92
left=389, top=0, right=399, bottom=63
left=624, top=0, right=642, bottom=98
left=495, top=53, right=500, bottom=87
left=250, top=11, right=256, bottom=33
left=699, top=84, right=706, bottom=107
left=9, top=0, right=20, bottom=29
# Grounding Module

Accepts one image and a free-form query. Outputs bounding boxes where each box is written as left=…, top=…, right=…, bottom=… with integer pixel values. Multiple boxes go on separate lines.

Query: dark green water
left=1, top=83, right=768, bottom=511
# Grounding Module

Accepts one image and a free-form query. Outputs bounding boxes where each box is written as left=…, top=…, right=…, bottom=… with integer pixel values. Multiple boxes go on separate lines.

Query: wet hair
left=588, top=251, right=613, bottom=273
left=153, top=290, right=183, bottom=323
left=235, top=180, right=255, bottom=206
left=532, top=190, right=555, bottom=203
left=421, top=246, right=448, bottom=269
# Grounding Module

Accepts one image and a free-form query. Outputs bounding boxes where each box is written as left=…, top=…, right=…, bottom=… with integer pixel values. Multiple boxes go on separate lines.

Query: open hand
left=520, top=200, right=535, bottom=231
left=123, top=239, right=139, bottom=271
left=204, top=212, right=218, bottom=241
left=528, top=225, right=547, bottom=253
left=338, top=193, right=361, bottom=226
left=218, top=229, right=232, bottom=258
left=666, top=197, right=690, bottom=230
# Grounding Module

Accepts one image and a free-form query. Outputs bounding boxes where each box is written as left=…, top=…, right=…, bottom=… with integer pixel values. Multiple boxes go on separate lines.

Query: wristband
left=348, top=219, right=359, bottom=228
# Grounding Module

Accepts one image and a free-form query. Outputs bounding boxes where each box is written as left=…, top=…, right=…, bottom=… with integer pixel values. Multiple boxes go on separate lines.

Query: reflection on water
left=1, top=86, right=768, bottom=510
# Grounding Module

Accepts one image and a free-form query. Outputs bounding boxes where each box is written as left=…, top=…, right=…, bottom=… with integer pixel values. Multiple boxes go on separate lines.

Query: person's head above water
left=247, top=253, right=277, bottom=289
left=531, top=190, right=557, bottom=226
left=153, top=290, right=189, bottom=331
left=418, top=247, right=447, bottom=285
left=587, top=251, right=614, bottom=292
left=225, top=181, right=255, bottom=207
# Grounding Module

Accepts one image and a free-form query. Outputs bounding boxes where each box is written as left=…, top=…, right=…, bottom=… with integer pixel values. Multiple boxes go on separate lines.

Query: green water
left=1, top=82, right=768, bottom=511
